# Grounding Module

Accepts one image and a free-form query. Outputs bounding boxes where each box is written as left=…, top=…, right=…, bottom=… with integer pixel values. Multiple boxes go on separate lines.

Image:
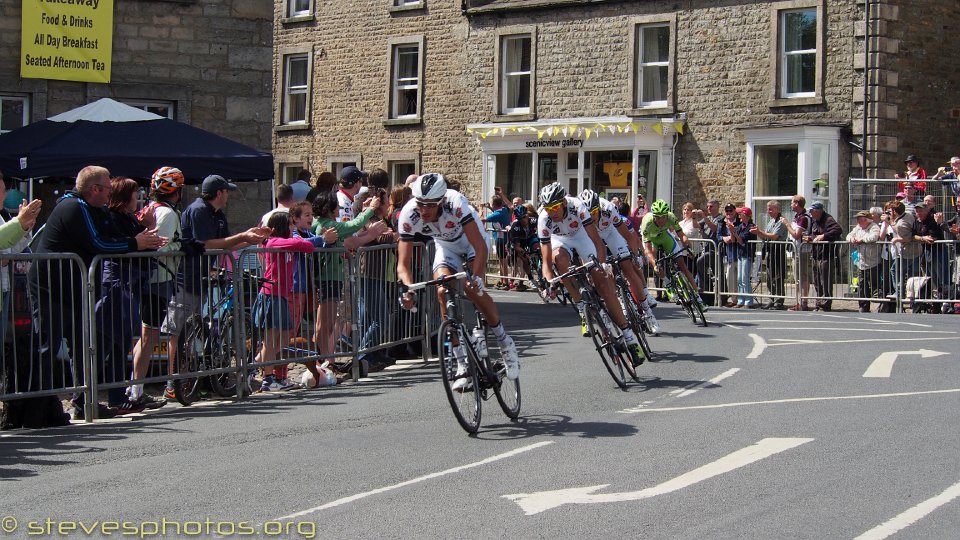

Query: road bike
left=606, top=254, right=655, bottom=361
left=404, top=271, right=521, bottom=434
left=550, top=258, right=640, bottom=389
left=173, top=269, right=265, bottom=405
left=658, top=248, right=708, bottom=327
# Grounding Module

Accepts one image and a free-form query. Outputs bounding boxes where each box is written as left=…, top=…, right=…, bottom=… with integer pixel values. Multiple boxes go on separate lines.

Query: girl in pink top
left=252, top=212, right=315, bottom=391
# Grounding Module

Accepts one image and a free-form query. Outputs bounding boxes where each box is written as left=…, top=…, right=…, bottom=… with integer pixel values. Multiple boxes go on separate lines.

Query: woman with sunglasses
left=396, top=174, right=520, bottom=389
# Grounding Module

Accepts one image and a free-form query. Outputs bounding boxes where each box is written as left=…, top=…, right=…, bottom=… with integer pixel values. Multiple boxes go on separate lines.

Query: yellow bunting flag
left=674, top=122, right=685, bottom=135
left=651, top=122, right=663, bottom=135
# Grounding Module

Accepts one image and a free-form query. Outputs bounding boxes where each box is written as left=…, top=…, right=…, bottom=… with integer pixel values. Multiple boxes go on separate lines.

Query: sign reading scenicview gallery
left=20, top=0, right=114, bottom=83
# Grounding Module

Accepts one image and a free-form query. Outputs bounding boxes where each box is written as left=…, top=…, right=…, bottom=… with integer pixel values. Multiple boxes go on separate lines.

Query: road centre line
left=766, top=337, right=960, bottom=346
left=738, top=327, right=956, bottom=333
left=854, top=479, right=960, bottom=540
left=272, top=441, right=554, bottom=521
left=618, top=388, right=960, bottom=414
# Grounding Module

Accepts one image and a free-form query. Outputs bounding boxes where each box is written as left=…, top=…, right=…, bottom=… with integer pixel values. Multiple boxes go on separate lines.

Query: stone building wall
left=1, top=0, right=274, bottom=229
left=274, top=0, right=959, bottom=214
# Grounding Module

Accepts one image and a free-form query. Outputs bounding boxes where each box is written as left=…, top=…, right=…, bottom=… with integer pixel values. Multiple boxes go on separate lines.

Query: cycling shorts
left=549, top=231, right=597, bottom=263
left=599, top=226, right=631, bottom=259
left=433, top=235, right=476, bottom=273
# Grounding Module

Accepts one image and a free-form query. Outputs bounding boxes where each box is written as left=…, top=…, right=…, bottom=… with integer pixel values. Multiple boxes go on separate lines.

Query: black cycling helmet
left=513, top=205, right=527, bottom=220
left=539, top=182, right=566, bottom=206
left=579, top=189, right=600, bottom=213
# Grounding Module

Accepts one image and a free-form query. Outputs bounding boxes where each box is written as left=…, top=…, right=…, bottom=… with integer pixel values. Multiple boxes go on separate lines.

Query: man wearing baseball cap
left=806, top=200, right=843, bottom=311
left=336, top=166, right=368, bottom=222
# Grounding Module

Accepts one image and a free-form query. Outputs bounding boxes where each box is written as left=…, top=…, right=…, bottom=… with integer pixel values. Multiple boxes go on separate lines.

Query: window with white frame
left=0, top=95, right=29, bottom=134
left=393, top=0, right=422, bottom=6
left=121, top=99, right=175, bottom=119
left=500, top=35, right=532, bottom=115
left=287, top=0, right=311, bottom=18
left=779, top=7, right=817, bottom=98
left=389, top=161, right=416, bottom=185
left=281, top=164, right=302, bottom=185
left=282, top=54, right=309, bottom=124
left=390, top=42, right=421, bottom=119
left=635, top=23, right=669, bottom=107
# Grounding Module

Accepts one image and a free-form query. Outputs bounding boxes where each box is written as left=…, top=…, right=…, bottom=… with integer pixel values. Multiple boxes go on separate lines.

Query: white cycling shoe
left=451, top=346, right=472, bottom=392
left=498, top=335, right=521, bottom=380
left=644, top=307, right=662, bottom=335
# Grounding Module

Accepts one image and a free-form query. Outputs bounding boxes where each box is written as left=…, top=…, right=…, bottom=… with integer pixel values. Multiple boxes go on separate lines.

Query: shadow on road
left=474, top=414, right=638, bottom=440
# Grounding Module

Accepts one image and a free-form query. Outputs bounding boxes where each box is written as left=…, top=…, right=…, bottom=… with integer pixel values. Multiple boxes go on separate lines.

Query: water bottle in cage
left=471, top=327, right=488, bottom=359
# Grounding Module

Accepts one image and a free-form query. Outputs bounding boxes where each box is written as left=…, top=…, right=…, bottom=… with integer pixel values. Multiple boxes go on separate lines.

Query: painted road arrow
left=862, top=349, right=949, bottom=378
left=502, top=437, right=813, bottom=515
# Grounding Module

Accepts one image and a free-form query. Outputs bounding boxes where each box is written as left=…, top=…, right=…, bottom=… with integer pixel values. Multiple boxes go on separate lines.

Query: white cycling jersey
left=537, top=196, right=597, bottom=260
left=398, top=189, right=485, bottom=271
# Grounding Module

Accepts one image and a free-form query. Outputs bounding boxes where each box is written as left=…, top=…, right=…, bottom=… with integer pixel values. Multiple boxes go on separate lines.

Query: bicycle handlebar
left=654, top=246, right=693, bottom=265
left=549, top=258, right=597, bottom=284
left=403, top=271, right=469, bottom=292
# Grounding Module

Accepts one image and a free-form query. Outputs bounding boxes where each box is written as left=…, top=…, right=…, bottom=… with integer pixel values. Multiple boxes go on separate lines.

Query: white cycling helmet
left=539, top=182, right=566, bottom=206
left=412, top=173, right=447, bottom=202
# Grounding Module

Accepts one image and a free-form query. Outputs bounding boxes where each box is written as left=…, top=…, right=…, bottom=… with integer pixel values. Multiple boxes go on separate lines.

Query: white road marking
left=670, top=368, right=740, bottom=398
left=745, top=327, right=955, bottom=333
left=854, top=480, right=960, bottom=540
left=273, top=441, right=554, bottom=520
left=619, top=388, right=960, bottom=414
left=767, top=337, right=960, bottom=347
left=502, top=437, right=813, bottom=515
left=862, top=349, right=949, bottom=378
left=747, top=333, right=767, bottom=359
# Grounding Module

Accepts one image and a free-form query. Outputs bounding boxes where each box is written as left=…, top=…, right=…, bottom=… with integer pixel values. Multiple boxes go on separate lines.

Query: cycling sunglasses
left=543, top=201, right=564, bottom=212
left=415, top=199, right=443, bottom=209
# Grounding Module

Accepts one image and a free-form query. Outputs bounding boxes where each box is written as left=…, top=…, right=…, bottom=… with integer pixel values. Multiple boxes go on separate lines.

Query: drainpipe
left=862, top=0, right=871, bottom=178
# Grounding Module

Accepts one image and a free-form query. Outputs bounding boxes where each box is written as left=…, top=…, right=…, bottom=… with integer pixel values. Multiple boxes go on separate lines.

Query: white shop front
left=468, top=116, right=685, bottom=207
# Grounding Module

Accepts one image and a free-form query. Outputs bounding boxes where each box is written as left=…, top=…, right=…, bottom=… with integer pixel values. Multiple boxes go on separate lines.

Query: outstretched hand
left=17, top=199, right=42, bottom=231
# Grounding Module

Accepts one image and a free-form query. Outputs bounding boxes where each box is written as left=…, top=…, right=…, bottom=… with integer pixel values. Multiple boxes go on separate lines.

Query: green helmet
left=651, top=199, right=670, bottom=216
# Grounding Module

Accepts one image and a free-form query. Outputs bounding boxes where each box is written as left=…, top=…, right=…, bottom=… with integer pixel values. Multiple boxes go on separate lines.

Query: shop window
left=282, top=53, right=310, bottom=125
left=121, top=99, right=174, bottom=119
left=497, top=33, right=534, bottom=116
left=770, top=1, right=822, bottom=106
left=387, top=38, right=424, bottom=123
left=0, top=95, right=29, bottom=134
left=494, top=153, right=532, bottom=201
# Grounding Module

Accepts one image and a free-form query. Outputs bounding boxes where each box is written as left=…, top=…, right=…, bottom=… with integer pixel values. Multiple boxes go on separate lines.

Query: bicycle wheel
left=208, top=314, right=251, bottom=397
left=676, top=273, right=707, bottom=326
left=617, top=291, right=648, bottom=379
left=585, top=306, right=628, bottom=389
left=173, top=315, right=207, bottom=406
left=437, top=320, right=481, bottom=433
left=484, top=326, right=521, bottom=419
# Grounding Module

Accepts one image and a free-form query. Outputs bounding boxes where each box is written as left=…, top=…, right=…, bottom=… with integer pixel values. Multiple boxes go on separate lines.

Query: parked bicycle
left=403, top=271, right=521, bottom=434
left=550, top=257, right=640, bottom=389
left=173, top=269, right=267, bottom=405
left=657, top=247, right=708, bottom=327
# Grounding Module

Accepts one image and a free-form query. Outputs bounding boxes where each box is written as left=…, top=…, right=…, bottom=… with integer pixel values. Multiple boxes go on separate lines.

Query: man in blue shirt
left=483, top=187, right=514, bottom=290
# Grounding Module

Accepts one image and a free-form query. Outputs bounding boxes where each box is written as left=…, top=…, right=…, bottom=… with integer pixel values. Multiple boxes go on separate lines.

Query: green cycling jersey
left=639, top=211, right=679, bottom=243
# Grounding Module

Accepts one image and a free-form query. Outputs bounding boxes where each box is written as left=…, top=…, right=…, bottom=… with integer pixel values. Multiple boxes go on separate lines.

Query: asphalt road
left=1, top=292, right=959, bottom=539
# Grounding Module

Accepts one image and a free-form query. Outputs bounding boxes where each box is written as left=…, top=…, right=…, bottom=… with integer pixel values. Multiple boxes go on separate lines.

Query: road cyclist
left=507, top=205, right=547, bottom=300
left=579, top=189, right=661, bottom=335
left=640, top=199, right=708, bottom=313
left=536, top=182, right=646, bottom=367
left=396, top=173, right=520, bottom=392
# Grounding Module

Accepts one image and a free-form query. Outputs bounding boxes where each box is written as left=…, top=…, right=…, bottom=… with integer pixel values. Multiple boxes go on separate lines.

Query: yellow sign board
left=20, top=0, right=114, bottom=83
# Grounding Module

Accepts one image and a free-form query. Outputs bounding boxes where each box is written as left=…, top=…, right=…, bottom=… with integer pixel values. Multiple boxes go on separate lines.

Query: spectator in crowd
left=847, top=210, right=882, bottom=312
left=874, top=205, right=895, bottom=310
left=403, top=173, right=419, bottom=187
left=311, top=191, right=383, bottom=377
left=483, top=188, right=513, bottom=290
left=678, top=202, right=703, bottom=286
left=160, top=175, right=271, bottom=397
left=734, top=207, right=757, bottom=307
left=508, top=206, right=540, bottom=286
left=901, top=182, right=921, bottom=214
left=368, top=168, right=390, bottom=190
left=914, top=202, right=948, bottom=305
left=884, top=199, right=921, bottom=304
left=336, top=166, right=367, bottom=222
left=260, top=184, right=295, bottom=226
left=289, top=201, right=337, bottom=385
left=388, top=185, right=412, bottom=229
left=29, top=166, right=166, bottom=422
left=97, top=177, right=159, bottom=414
left=289, top=169, right=312, bottom=202
left=253, top=212, right=320, bottom=392
left=697, top=199, right=723, bottom=304
left=783, top=195, right=813, bottom=311
left=717, top=203, right=742, bottom=307
left=805, top=201, right=842, bottom=312
left=0, top=197, right=43, bottom=429
left=896, top=155, right=927, bottom=194
left=752, top=200, right=788, bottom=310
left=305, top=171, right=337, bottom=203
left=128, top=167, right=183, bottom=409
left=933, top=157, right=960, bottom=210
left=0, top=176, right=33, bottom=350
left=628, top=193, right=649, bottom=231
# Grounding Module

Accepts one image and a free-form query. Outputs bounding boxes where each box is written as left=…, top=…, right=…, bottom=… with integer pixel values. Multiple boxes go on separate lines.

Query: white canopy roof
left=48, top=97, right=164, bottom=123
